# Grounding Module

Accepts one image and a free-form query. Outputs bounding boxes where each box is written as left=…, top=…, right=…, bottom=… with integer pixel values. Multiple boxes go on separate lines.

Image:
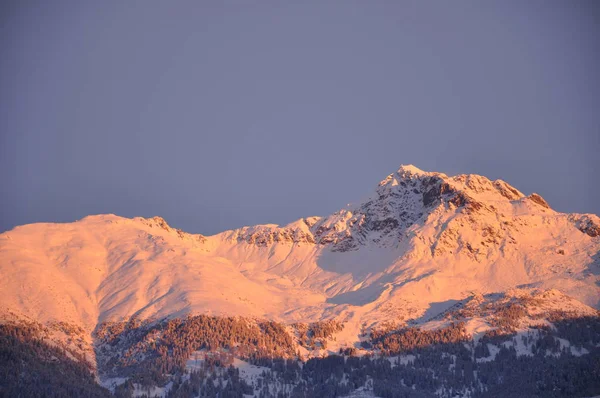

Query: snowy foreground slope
left=1, top=165, right=598, bottom=335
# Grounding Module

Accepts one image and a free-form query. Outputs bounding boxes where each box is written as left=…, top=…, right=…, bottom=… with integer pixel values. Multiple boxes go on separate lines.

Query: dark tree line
left=367, top=322, right=470, bottom=355
left=95, top=314, right=299, bottom=389
left=3, top=310, right=599, bottom=397
left=0, top=322, right=110, bottom=397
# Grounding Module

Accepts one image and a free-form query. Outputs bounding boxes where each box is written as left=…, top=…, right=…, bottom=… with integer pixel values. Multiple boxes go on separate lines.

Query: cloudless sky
left=1, top=1, right=599, bottom=234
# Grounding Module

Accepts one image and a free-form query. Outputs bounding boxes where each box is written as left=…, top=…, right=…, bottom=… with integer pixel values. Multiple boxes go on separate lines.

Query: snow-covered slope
left=1, top=165, right=599, bottom=342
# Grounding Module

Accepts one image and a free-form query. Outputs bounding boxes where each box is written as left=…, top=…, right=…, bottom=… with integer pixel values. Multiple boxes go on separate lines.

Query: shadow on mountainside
left=590, top=250, right=600, bottom=276
left=326, top=271, right=437, bottom=306
left=326, top=282, right=390, bottom=306
left=411, top=299, right=463, bottom=324
left=589, top=250, right=600, bottom=307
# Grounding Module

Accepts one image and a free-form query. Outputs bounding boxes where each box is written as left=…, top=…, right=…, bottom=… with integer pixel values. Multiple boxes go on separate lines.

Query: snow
left=0, top=164, right=598, bottom=355
left=99, top=377, right=128, bottom=392
left=232, top=358, right=271, bottom=384
left=476, top=344, right=501, bottom=363
left=464, top=318, right=492, bottom=341
left=341, top=386, right=379, bottom=397
left=132, top=382, right=172, bottom=398
left=556, top=337, right=590, bottom=357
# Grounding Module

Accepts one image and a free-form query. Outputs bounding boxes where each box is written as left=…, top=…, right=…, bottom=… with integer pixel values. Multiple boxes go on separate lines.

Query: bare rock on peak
left=493, top=180, right=524, bottom=200
left=527, top=193, right=550, bottom=209
left=140, top=216, right=172, bottom=231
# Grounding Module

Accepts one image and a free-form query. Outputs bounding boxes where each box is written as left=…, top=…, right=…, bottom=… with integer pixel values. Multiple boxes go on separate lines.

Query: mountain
left=1, top=165, right=598, bottom=328
left=1, top=165, right=599, bottom=397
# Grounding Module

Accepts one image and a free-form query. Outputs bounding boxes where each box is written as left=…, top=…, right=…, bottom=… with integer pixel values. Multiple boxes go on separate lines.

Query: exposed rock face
left=493, top=180, right=523, bottom=200
left=569, top=214, right=600, bottom=238
left=584, top=223, right=600, bottom=238
left=422, top=178, right=453, bottom=207
left=235, top=224, right=316, bottom=246
left=137, top=216, right=206, bottom=243
left=527, top=193, right=550, bottom=209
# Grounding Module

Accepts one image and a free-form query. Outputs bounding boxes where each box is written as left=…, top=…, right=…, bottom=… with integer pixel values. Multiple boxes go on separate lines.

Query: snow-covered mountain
left=1, top=165, right=599, bottom=340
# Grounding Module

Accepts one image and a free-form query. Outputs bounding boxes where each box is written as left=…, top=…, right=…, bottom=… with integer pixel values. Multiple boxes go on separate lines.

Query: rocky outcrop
left=235, top=224, right=316, bottom=246
left=527, top=193, right=550, bottom=209
left=138, top=216, right=206, bottom=243
left=569, top=214, right=600, bottom=238
left=493, top=180, right=523, bottom=200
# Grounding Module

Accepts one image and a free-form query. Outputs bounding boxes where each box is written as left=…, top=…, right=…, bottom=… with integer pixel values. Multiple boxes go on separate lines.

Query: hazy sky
left=1, top=1, right=599, bottom=234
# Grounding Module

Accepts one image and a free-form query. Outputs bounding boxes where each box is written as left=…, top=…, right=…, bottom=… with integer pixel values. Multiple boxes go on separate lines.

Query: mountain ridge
left=1, top=165, right=599, bottom=339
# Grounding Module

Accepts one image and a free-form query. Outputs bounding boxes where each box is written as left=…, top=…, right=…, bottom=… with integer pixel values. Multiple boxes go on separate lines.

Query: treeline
left=95, top=314, right=298, bottom=389
left=367, top=322, right=470, bottom=355
left=293, top=320, right=344, bottom=350
left=369, top=315, right=600, bottom=398
left=0, top=322, right=110, bottom=397
left=100, top=313, right=600, bottom=398
left=4, top=310, right=598, bottom=397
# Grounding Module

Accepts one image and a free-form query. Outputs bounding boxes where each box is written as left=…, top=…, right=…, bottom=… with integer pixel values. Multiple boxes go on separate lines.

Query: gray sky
left=1, top=1, right=599, bottom=235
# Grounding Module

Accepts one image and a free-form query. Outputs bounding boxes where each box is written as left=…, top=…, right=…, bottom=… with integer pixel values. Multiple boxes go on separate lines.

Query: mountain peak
left=395, top=164, right=446, bottom=180
left=378, top=165, right=446, bottom=189
left=397, top=164, right=427, bottom=176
